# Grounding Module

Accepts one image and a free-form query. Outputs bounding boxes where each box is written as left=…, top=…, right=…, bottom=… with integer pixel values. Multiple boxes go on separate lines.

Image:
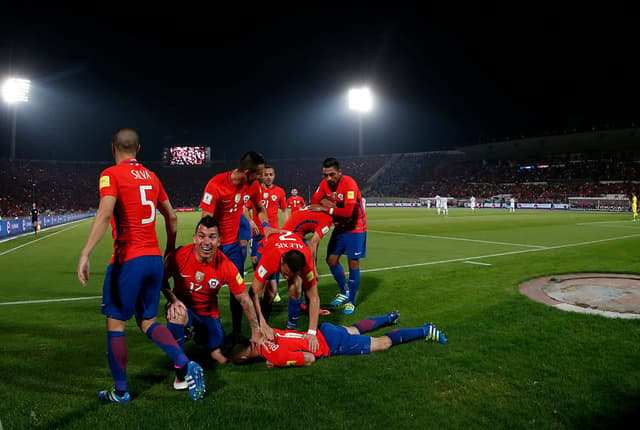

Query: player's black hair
left=196, top=215, right=219, bottom=234
left=323, top=157, right=340, bottom=170
left=264, top=164, right=275, bottom=172
left=282, top=249, right=306, bottom=272
left=112, top=128, right=139, bottom=152
left=239, top=151, right=265, bottom=172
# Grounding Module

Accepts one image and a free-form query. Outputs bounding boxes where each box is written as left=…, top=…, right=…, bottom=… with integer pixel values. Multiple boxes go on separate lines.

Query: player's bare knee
left=371, top=336, right=392, bottom=352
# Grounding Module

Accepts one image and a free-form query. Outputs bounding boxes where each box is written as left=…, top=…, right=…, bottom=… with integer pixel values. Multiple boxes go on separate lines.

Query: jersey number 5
left=139, top=185, right=156, bottom=225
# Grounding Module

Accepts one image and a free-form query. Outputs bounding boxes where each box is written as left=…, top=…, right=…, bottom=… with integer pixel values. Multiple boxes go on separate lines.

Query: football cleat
left=173, top=376, right=188, bottom=391
left=343, top=303, right=355, bottom=315
left=98, top=389, right=131, bottom=404
left=386, top=310, right=400, bottom=325
left=185, top=361, right=206, bottom=400
left=330, top=293, right=349, bottom=307
left=423, top=322, right=447, bottom=345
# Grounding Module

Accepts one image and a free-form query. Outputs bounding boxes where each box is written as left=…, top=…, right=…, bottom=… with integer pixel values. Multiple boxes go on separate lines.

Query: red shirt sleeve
left=222, top=254, right=246, bottom=295
left=310, top=181, right=328, bottom=204
left=199, top=177, right=219, bottom=213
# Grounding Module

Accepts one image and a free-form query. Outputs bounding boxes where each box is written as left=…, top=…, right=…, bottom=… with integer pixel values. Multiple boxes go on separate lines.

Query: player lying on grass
left=225, top=311, right=447, bottom=367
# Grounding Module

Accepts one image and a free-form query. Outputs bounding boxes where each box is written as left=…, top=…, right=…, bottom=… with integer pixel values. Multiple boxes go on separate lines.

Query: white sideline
left=3, top=231, right=639, bottom=307
left=0, top=219, right=87, bottom=256
left=368, top=229, right=548, bottom=249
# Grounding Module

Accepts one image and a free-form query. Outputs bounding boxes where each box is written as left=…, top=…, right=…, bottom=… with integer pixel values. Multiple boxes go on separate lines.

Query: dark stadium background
left=1, top=8, right=638, bottom=162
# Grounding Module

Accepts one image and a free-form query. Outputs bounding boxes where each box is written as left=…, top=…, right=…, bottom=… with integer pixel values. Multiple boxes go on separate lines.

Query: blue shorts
left=327, top=231, right=367, bottom=260
left=186, top=309, right=225, bottom=350
left=250, top=234, right=265, bottom=258
left=220, top=241, right=243, bottom=274
left=102, top=255, right=164, bottom=321
left=239, top=216, right=251, bottom=241
left=319, top=323, right=371, bottom=356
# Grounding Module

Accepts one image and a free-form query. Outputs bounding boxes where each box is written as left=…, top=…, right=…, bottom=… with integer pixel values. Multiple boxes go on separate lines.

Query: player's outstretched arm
left=77, top=195, right=116, bottom=287
left=234, top=290, right=266, bottom=347
left=158, top=199, right=177, bottom=255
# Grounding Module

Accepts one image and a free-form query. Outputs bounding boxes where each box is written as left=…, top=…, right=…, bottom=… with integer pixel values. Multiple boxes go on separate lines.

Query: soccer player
left=309, top=157, right=367, bottom=315
left=77, top=128, right=205, bottom=403
left=30, top=202, right=39, bottom=235
left=435, top=195, right=441, bottom=215
left=226, top=311, right=447, bottom=367
left=286, top=188, right=305, bottom=216
left=163, top=216, right=264, bottom=389
left=441, top=196, right=449, bottom=215
left=509, top=197, right=516, bottom=213
left=250, top=232, right=321, bottom=351
left=631, top=192, right=637, bottom=222
left=470, top=196, right=476, bottom=214
left=281, top=206, right=333, bottom=316
left=199, top=151, right=274, bottom=338
left=246, top=165, right=288, bottom=301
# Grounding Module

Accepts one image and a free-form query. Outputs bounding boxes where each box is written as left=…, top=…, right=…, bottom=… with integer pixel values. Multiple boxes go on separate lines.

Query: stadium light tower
left=2, top=77, right=31, bottom=161
left=348, top=86, right=373, bottom=156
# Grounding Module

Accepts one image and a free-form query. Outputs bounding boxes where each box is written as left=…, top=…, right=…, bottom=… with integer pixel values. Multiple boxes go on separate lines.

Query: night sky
left=1, top=9, right=638, bottom=162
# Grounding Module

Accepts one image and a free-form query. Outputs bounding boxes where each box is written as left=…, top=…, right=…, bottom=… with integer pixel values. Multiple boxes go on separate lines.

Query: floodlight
left=2, top=78, right=31, bottom=104
left=348, top=87, right=372, bottom=112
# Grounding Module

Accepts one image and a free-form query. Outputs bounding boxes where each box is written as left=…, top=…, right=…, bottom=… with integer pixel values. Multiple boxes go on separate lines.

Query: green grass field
left=1, top=208, right=640, bottom=429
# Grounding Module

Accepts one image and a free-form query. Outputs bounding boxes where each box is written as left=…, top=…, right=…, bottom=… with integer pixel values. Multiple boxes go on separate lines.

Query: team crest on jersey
left=208, top=278, right=220, bottom=289
left=235, top=193, right=242, bottom=203
left=271, top=194, right=277, bottom=201
left=243, top=195, right=250, bottom=203
left=337, top=193, right=344, bottom=201
left=195, top=271, right=205, bottom=282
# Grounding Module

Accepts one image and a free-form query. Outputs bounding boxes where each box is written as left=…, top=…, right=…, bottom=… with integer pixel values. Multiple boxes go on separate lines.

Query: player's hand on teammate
left=249, top=220, right=260, bottom=236
left=308, top=204, right=326, bottom=213
left=261, top=324, right=275, bottom=341
left=166, top=300, right=187, bottom=321
left=250, top=330, right=268, bottom=349
left=305, top=332, right=319, bottom=353
left=262, top=226, right=280, bottom=238
left=77, top=255, right=90, bottom=287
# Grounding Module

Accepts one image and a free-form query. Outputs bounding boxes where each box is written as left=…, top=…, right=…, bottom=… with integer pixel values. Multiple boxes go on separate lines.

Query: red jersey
left=199, top=171, right=262, bottom=245
left=286, top=195, right=305, bottom=214
left=256, top=328, right=330, bottom=366
left=311, top=174, right=367, bottom=233
left=247, top=184, right=287, bottom=235
left=98, top=159, right=168, bottom=263
left=254, top=233, right=316, bottom=288
left=281, top=207, right=332, bottom=240
left=166, top=245, right=246, bottom=318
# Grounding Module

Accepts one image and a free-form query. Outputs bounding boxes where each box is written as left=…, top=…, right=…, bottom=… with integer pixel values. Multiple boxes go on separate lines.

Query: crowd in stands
left=1, top=150, right=637, bottom=218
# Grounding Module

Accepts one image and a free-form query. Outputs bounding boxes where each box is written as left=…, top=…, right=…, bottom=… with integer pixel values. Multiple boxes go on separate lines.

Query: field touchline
left=368, top=229, right=548, bottom=249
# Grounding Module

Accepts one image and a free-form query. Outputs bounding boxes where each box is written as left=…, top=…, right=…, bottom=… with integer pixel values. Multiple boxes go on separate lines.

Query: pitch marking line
left=463, top=261, right=492, bottom=266
left=0, top=221, right=86, bottom=256
left=0, top=296, right=102, bottom=306
left=3, top=232, right=640, bottom=307
left=576, top=220, right=636, bottom=226
left=369, top=229, right=548, bottom=249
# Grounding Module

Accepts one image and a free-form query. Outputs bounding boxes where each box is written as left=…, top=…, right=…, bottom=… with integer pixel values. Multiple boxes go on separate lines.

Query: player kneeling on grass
left=226, top=311, right=447, bottom=367
left=163, top=216, right=264, bottom=389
